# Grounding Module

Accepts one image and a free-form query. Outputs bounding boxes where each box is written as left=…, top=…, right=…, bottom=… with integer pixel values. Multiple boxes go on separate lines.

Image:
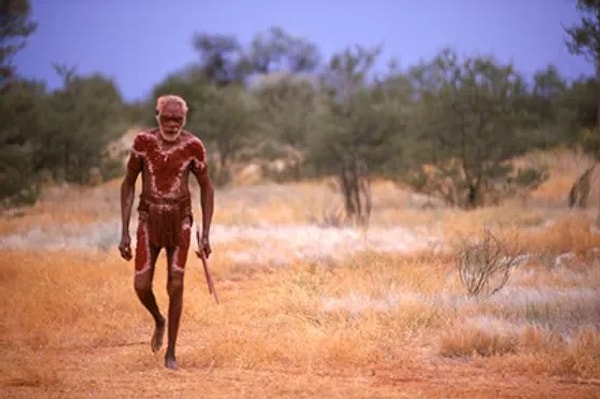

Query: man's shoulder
left=136, top=128, right=159, bottom=139
left=180, top=131, right=207, bottom=161
left=133, top=129, right=158, bottom=147
left=181, top=130, right=206, bottom=148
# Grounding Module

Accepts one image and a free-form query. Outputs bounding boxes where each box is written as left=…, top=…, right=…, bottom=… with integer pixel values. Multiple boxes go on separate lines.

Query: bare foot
left=165, top=355, right=178, bottom=370
left=151, top=318, right=165, bottom=353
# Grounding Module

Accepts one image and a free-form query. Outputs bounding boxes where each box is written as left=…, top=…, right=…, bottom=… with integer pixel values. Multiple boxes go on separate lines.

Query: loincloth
left=137, top=194, right=192, bottom=248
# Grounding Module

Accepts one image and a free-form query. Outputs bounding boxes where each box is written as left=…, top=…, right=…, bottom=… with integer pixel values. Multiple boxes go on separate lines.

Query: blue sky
left=14, top=0, right=594, bottom=102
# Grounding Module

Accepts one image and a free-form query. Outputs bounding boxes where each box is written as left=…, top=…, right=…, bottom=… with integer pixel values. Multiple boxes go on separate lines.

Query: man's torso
left=130, top=128, right=206, bottom=200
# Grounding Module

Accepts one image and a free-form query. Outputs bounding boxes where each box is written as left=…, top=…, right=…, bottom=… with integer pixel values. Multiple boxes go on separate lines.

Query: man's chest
left=141, top=142, right=194, bottom=174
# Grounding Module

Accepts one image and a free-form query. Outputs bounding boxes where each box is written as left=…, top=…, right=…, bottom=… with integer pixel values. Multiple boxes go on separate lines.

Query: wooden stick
left=196, top=228, right=219, bottom=304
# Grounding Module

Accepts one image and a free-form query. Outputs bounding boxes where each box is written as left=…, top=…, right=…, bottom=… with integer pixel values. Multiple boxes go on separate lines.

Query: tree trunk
left=339, top=156, right=371, bottom=226
left=217, top=145, right=231, bottom=186
left=466, top=184, right=478, bottom=209
left=569, top=163, right=596, bottom=208
left=465, top=178, right=483, bottom=209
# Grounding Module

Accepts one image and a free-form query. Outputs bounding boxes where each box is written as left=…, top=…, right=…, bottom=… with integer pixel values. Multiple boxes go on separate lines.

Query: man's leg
left=163, top=218, right=191, bottom=370
left=134, top=221, right=165, bottom=353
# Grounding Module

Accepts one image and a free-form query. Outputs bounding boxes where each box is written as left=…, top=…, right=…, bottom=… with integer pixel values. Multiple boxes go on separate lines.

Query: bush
left=455, top=229, right=520, bottom=297
left=0, top=143, right=39, bottom=206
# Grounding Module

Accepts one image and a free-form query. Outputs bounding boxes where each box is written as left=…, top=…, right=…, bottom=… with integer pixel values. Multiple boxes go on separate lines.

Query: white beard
left=159, top=127, right=182, bottom=142
left=157, top=116, right=186, bottom=142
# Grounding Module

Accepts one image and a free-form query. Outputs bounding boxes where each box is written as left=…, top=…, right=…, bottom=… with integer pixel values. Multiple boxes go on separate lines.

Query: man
left=119, top=94, right=214, bottom=370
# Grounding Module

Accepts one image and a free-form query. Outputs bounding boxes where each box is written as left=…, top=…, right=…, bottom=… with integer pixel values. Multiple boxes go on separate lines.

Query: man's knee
left=134, top=272, right=152, bottom=295
left=167, top=274, right=184, bottom=297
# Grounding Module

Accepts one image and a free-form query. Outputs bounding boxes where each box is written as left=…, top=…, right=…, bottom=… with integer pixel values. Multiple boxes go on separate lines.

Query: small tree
left=456, top=229, right=520, bottom=297
left=309, top=45, right=406, bottom=226
left=407, top=49, right=537, bottom=208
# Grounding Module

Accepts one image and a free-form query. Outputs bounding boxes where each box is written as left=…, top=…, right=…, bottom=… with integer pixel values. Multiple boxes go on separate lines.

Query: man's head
left=155, top=95, right=188, bottom=142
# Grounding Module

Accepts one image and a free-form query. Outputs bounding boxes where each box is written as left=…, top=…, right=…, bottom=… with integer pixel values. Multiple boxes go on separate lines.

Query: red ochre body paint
left=126, top=128, right=207, bottom=274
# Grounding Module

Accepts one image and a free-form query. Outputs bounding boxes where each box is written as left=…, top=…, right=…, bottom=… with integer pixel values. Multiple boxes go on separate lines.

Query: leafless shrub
left=308, top=195, right=347, bottom=228
left=456, top=229, right=520, bottom=297
left=320, top=203, right=347, bottom=227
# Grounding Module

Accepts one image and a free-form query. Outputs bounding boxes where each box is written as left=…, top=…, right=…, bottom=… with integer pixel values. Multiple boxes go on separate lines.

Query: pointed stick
left=196, top=227, right=219, bottom=304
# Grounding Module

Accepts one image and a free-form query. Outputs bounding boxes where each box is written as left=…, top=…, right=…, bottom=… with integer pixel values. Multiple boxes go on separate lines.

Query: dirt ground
left=2, top=338, right=599, bottom=399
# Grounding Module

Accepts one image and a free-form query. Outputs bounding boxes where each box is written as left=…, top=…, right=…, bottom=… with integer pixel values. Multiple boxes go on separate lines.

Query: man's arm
left=119, top=135, right=143, bottom=261
left=119, top=168, right=139, bottom=260
left=195, top=166, right=214, bottom=257
left=190, top=138, right=214, bottom=257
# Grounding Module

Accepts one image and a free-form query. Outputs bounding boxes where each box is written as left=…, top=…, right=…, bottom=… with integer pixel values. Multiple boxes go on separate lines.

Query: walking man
left=119, top=94, right=214, bottom=370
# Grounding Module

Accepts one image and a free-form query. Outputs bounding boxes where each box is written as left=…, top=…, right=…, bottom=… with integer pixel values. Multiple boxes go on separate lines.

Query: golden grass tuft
left=440, top=323, right=600, bottom=379
left=518, top=214, right=600, bottom=256
left=0, top=250, right=141, bottom=349
left=529, top=148, right=599, bottom=206
left=518, top=325, right=565, bottom=353
left=439, top=323, right=518, bottom=358
left=487, top=325, right=600, bottom=379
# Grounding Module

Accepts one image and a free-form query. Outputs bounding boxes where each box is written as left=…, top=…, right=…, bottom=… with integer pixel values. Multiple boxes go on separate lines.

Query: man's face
left=157, top=101, right=186, bottom=142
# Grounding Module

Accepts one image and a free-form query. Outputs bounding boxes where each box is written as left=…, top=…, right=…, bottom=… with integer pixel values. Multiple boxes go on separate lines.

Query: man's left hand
left=196, top=235, right=212, bottom=259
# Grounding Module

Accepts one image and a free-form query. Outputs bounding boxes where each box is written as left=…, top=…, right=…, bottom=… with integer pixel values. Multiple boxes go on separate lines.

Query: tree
left=565, top=0, right=600, bottom=64
left=193, top=33, right=247, bottom=86
left=0, top=0, right=38, bottom=205
left=0, top=0, right=36, bottom=89
left=187, top=85, right=259, bottom=185
left=531, top=65, right=568, bottom=144
left=37, top=68, right=126, bottom=184
left=511, top=65, right=573, bottom=152
left=0, top=79, right=45, bottom=205
left=252, top=74, right=322, bottom=180
left=407, top=48, right=541, bottom=208
left=564, top=0, right=600, bottom=222
left=310, top=45, right=407, bottom=225
left=370, top=70, right=420, bottom=177
left=245, top=26, right=321, bottom=75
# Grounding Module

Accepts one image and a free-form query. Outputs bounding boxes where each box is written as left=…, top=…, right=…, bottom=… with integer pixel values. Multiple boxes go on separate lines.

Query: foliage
left=564, top=0, right=600, bottom=63
left=0, top=79, right=46, bottom=205
left=244, top=26, right=321, bottom=75
left=306, top=45, right=407, bottom=224
left=0, top=0, right=36, bottom=88
left=39, top=68, right=125, bottom=184
left=564, top=0, right=600, bottom=158
left=405, top=48, right=538, bottom=208
left=0, top=69, right=126, bottom=205
left=254, top=74, right=320, bottom=152
left=193, top=33, right=247, bottom=86
left=189, top=84, right=260, bottom=185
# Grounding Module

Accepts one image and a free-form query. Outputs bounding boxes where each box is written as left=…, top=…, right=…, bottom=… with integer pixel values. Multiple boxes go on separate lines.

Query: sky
left=14, top=0, right=595, bottom=102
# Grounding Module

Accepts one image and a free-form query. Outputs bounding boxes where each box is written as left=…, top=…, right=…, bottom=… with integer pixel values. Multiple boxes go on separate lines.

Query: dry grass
left=1, top=246, right=598, bottom=398
left=1, top=149, right=600, bottom=398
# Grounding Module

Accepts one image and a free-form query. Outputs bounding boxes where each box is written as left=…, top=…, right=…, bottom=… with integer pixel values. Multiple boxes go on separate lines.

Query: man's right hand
left=119, top=234, right=132, bottom=260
